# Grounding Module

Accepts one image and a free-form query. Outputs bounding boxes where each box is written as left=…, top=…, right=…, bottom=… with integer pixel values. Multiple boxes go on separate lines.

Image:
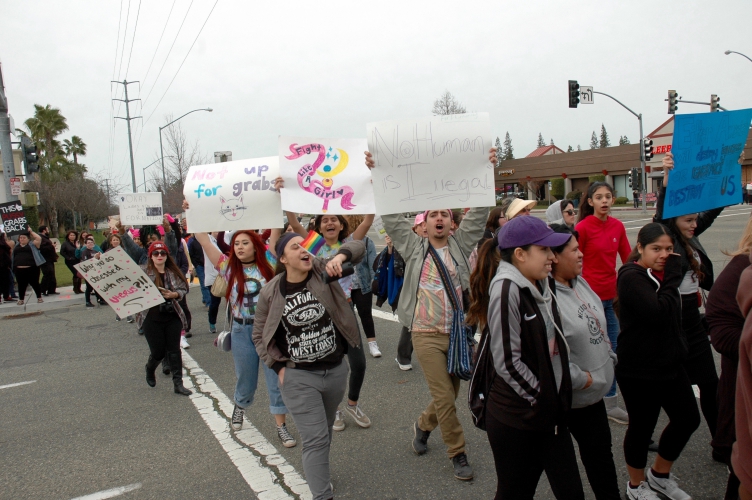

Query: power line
left=108, top=0, right=124, bottom=170
left=111, top=0, right=124, bottom=84
left=142, top=0, right=219, bottom=127
left=116, top=0, right=131, bottom=84
left=124, top=0, right=142, bottom=80
left=140, top=0, right=178, bottom=90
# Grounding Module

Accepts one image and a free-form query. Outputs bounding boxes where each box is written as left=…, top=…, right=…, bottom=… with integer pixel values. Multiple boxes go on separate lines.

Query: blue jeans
left=602, top=299, right=619, bottom=397
left=195, top=265, right=211, bottom=305
left=231, top=320, right=287, bottom=414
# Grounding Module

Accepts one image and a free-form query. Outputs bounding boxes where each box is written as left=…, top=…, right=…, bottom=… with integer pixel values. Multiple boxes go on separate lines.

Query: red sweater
left=575, top=215, right=631, bottom=301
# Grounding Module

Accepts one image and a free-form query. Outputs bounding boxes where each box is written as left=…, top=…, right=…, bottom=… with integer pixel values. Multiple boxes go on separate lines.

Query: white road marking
left=693, top=384, right=701, bottom=399
left=625, top=208, right=752, bottom=230
left=70, top=483, right=141, bottom=500
left=0, top=380, right=36, bottom=390
left=371, top=309, right=399, bottom=323
left=180, top=351, right=311, bottom=500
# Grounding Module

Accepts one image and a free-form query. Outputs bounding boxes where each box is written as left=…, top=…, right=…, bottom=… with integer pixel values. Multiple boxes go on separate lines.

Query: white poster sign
left=278, top=137, right=376, bottom=215
left=118, top=192, right=163, bottom=225
left=366, top=112, right=495, bottom=214
left=183, top=156, right=283, bottom=232
left=74, top=247, right=165, bottom=319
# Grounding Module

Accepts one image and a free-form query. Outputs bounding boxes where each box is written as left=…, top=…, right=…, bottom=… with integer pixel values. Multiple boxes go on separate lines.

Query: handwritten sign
left=278, top=137, right=376, bottom=215
left=665, top=109, right=752, bottom=218
left=118, top=192, right=163, bottom=225
left=183, top=156, right=283, bottom=232
left=366, top=113, right=495, bottom=214
left=0, top=201, right=28, bottom=236
left=371, top=215, right=386, bottom=239
left=74, top=247, right=165, bottom=318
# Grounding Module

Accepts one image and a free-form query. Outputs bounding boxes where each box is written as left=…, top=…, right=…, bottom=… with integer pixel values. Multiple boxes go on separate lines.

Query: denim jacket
left=353, top=236, right=377, bottom=291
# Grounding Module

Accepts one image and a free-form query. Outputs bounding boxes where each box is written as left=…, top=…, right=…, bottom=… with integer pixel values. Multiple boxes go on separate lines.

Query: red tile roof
left=525, top=145, right=566, bottom=158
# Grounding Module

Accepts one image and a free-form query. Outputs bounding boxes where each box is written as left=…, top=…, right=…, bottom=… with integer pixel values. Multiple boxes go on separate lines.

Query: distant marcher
left=12, top=228, right=44, bottom=304
left=545, top=199, right=576, bottom=229
left=38, top=225, right=58, bottom=295
left=61, top=230, right=82, bottom=294
left=0, top=232, right=11, bottom=304
left=79, top=237, right=104, bottom=307
left=506, top=198, right=536, bottom=220
left=633, top=189, right=640, bottom=209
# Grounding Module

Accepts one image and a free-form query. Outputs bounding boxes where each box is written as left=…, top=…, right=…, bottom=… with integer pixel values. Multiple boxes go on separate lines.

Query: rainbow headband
left=301, top=230, right=325, bottom=255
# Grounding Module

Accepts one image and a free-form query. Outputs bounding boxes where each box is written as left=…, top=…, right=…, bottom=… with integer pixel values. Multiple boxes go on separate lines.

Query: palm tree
left=24, top=104, right=68, bottom=168
left=63, top=135, right=87, bottom=165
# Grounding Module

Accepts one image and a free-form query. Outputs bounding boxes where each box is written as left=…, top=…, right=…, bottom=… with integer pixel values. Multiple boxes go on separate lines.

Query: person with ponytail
left=616, top=223, right=700, bottom=500
left=575, top=181, right=631, bottom=423
left=186, top=209, right=296, bottom=448
left=655, top=151, right=724, bottom=451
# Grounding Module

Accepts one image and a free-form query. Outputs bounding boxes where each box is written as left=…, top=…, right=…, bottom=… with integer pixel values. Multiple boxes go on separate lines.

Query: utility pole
left=0, top=63, right=18, bottom=203
left=104, top=178, right=111, bottom=205
left=111, top=80, right=141, bottom=193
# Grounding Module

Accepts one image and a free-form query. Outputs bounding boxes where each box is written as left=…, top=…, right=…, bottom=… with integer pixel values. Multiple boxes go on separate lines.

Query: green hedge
left=549, top=178, right=565, bottom=200
left=588, top=174, right=606, bottom=183
left=23, top=205, right=40, bottom=232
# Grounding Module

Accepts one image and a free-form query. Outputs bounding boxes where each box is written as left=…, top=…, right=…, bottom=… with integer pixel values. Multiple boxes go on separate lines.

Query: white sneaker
left=333, top=410, right=345, bottom=431
left=626, top=481, right=662, bottom=500
left=395, top=358, right=412, bottom=371
left=368, top=341, right=382, bottom=358
left=646, top=469, right=691, bottom=500
left=180, top=337, right=190, bottom=349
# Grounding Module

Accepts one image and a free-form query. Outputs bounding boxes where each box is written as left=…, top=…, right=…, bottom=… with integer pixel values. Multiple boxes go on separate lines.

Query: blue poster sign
left=665, top=109, right=752, bottom=218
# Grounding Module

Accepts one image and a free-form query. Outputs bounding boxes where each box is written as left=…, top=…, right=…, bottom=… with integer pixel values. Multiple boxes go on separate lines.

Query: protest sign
left=278, top=137, right=376, bottom=215
left=183, top=156, right=283, bottom=232
left=74, top=247, right=165, bottom=319
left=665, top=109, right=752, bottom=218
left=366, top=113, right=495, bottom=214
left=118, top=192, right=163, bottom=225
left=0, top=201, right=28, bottom=236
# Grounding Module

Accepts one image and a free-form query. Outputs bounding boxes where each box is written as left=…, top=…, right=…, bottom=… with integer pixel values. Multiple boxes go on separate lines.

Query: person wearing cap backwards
left=364, top=148, right=496, bottom=481
left=476, top=216, right=584, bottom=499
left=254, top=230, right=365, bottom=500
left=139, top=241, right=193, bottom=396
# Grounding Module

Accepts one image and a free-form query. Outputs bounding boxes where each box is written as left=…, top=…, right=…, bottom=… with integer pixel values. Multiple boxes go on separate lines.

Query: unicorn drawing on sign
left=286, top=143, right=356, bottom=212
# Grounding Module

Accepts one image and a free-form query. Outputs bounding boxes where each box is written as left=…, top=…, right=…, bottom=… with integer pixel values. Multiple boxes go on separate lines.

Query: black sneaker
left=412, top=422, right=430, bottom=455
left=231, top=404, right=245, bottom=431
left=85, top=302, right=95, bottom=308
left=451, top=453, right=474, bottom=481
left=185, top=331, right=192, bottom=339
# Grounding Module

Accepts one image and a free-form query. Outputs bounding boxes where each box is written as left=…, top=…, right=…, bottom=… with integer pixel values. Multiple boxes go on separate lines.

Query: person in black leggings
left=11, top=229, right=43, bottom=304
left=348, top=230, right=380, bottom=357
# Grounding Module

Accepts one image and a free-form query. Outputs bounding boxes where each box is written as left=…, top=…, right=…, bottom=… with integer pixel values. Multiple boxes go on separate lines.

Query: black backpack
left=468, top=325, right=496, bottom=431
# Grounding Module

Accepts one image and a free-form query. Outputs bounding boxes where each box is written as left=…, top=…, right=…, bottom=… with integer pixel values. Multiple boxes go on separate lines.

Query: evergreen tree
left=537, top=133, right=546, bottom=148
left=590, top=132, right=598, bottom=149
left=618, top=135, right=630, bottom=145
left=550, top=138, right=554, bottom=146
left=503, top=131, right=514, bottom=159
left=567, top=145, right=573, bottom=152
left=599, top=124, right=611, bottom=148
left=494, top=136, right=503, bottom=165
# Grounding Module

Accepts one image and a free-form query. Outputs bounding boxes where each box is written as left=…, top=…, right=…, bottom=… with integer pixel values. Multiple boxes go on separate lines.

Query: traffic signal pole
left=112, top=80, right=141, bottom=193
left=0, top=64, right=18, bottom=203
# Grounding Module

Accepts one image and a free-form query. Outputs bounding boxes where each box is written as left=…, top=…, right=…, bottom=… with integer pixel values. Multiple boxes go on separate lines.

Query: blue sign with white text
left=665, top=109, right=752, bottom=218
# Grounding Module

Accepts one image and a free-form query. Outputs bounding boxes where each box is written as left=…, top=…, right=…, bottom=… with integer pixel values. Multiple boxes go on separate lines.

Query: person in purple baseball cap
left=470, top=215, right=586, bottom=499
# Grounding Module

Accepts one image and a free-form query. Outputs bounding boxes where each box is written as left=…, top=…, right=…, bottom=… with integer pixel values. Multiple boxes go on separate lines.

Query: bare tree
left=432, top=91, right=466, bottom=116
left=523, top=179, right=545, bottom=201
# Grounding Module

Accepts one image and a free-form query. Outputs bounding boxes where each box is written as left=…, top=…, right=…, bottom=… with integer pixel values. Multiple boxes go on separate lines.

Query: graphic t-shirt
left=316, top=236, right=354, bottom=299
left=216, top=250, right=276, bottom=319
left=277, top=276, right=345, bottom=370
left=412, top=246, right=462, bottom=334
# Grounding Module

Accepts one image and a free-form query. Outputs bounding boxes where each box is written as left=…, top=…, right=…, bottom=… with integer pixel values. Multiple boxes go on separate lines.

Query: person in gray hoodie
left=549, top=223, right=620, bottom=500
left=545, top=199, right=577, bottom=229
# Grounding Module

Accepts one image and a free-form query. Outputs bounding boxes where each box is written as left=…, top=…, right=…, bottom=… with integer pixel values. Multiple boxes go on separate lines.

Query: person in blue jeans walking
left=189, top=219, right=297, bottom=449
left=188, top=231, right=212, bottom=307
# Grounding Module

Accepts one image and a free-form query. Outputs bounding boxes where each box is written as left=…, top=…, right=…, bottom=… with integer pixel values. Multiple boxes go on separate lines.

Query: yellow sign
left=497, top=169, right=515, bottom=177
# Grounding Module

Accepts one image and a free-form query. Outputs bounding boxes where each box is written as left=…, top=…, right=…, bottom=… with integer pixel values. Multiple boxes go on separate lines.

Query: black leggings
left=208, top=294, right=222, bottom=325
left=142, top=309, right=183, bottom=361
left=0, top=266, right=9, bottom=300
left=486, top=413, right=584, bottom=500
left=346, top=302, right=366, bottom=402
left=618, top=369, right=701, bottom=468
left=85, top=282, right=102, bottom=304
left=14, top=267, right=41, bottom=300
left=351, top=288, right=376, bottom=339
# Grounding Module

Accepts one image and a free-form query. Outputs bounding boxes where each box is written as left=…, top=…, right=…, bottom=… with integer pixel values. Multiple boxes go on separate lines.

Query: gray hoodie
left=552, top=275, right=617, bottom=408
left=545, top=200, right=565, bottom=226
left=488, top=261, right=564, bottom=402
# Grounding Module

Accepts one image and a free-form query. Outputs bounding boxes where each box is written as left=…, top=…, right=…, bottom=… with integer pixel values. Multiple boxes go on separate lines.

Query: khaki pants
left=414, top=331, right=465, bottom=458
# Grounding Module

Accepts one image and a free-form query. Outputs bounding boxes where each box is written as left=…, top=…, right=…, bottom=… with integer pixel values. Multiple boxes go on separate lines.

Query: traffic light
left=568, top=80, right=580, bottom=108
left=20, top=136, right=39, bottom=173
left=644, top=138, right=654, bottom=162
left=667, top=90, right=679, bottom=114
left=710, top=94, right=720, bottom=112
left=628, top=168, right=635, bottom=188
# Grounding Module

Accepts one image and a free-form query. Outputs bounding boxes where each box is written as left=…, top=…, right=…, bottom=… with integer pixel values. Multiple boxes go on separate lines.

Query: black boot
left=161, top=357, right=170, bottom=375
left=73, top=276, right=83, bottom=294
left=145, top=355, right=160, bottom=387
left=168, top=351, right=191, bottom=396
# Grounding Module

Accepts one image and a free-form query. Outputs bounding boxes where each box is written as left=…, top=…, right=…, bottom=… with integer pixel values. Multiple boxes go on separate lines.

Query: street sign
left=580, top=87, right=594, bottom=104
left=10, top=177, right=21, bottom=195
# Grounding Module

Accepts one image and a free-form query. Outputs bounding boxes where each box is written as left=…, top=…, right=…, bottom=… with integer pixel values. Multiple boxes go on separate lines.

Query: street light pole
left=158, top=107, right=213, bottom=189
left=725, top=50, right=752, bottom=64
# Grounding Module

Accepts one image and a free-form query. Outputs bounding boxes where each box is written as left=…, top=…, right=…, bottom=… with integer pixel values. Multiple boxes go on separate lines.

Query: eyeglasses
left=519, top=208, right=532, bottom=214
left=152, top=251, right=168, bottom=257
left=563, top=210, right=577, bottom=216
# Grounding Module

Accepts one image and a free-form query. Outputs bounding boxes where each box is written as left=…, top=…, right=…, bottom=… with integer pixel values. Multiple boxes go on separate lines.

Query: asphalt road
left=1, top=205, right=750, bottom=500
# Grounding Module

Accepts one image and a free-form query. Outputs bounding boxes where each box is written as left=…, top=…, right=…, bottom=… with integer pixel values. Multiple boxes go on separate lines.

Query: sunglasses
left=563, top=210, right=577, bottom=216
left=152, top=250, right=168, bottom=257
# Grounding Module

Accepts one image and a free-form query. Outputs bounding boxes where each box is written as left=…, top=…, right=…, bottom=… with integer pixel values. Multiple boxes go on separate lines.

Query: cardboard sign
left=278, top=137, right=376, bottom=215
left=183, top=156, right=284, bottom=232
left=118, top=192, right=164, bottom=225
left=74, top=247, right=165, bottom=319
left=366, top=113, right=495, bottom=214
left=0, top=201, right=28, bottom=236
left=665, top=109, right=752, bottom=218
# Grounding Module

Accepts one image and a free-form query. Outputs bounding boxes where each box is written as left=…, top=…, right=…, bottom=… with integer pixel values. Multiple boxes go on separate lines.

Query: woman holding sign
left=12, top=228, right=44, bottom=304
left=654, top=151, right=724, bottom=453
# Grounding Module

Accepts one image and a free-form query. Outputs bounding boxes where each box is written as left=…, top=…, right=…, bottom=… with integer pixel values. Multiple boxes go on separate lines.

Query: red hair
left=225, top=230, right=274, bottom=305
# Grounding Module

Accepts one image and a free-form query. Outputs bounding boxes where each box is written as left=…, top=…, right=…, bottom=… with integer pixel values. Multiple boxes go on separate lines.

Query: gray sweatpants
left=280, top=361, right=348, bottom=500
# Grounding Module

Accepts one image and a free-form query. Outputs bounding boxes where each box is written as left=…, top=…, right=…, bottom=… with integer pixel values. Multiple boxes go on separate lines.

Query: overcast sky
left=2, top=0, right=751, bottom=191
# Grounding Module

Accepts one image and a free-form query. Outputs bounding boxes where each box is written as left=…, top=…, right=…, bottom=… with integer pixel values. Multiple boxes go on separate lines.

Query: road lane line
left=180, top=351, right=311, bottom=500
left=0, top=380, right=36, bottom=390
left=70, top=483, right=141, bottom=500
left=371, top=309, right=399, bottom=323
left=626, top=209, right=752, bottom=230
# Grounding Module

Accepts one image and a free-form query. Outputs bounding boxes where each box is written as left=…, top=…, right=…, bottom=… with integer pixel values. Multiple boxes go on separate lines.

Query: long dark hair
left=65, top=230, right=78, bottom=243
left=146, top=252, right=187, bottom=289
left=665, top=216, right=704, bottom=282
left=225, top=231, right=274, bottom=306
left=315, top=214, right=349, bottom=243
left=467, top=238, right=501, bottom=329
left=627, top=223, right=673, bottom=263
left=485, top=207, right=504, bottom=232
left=577, top=182, right=615, bottom=223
